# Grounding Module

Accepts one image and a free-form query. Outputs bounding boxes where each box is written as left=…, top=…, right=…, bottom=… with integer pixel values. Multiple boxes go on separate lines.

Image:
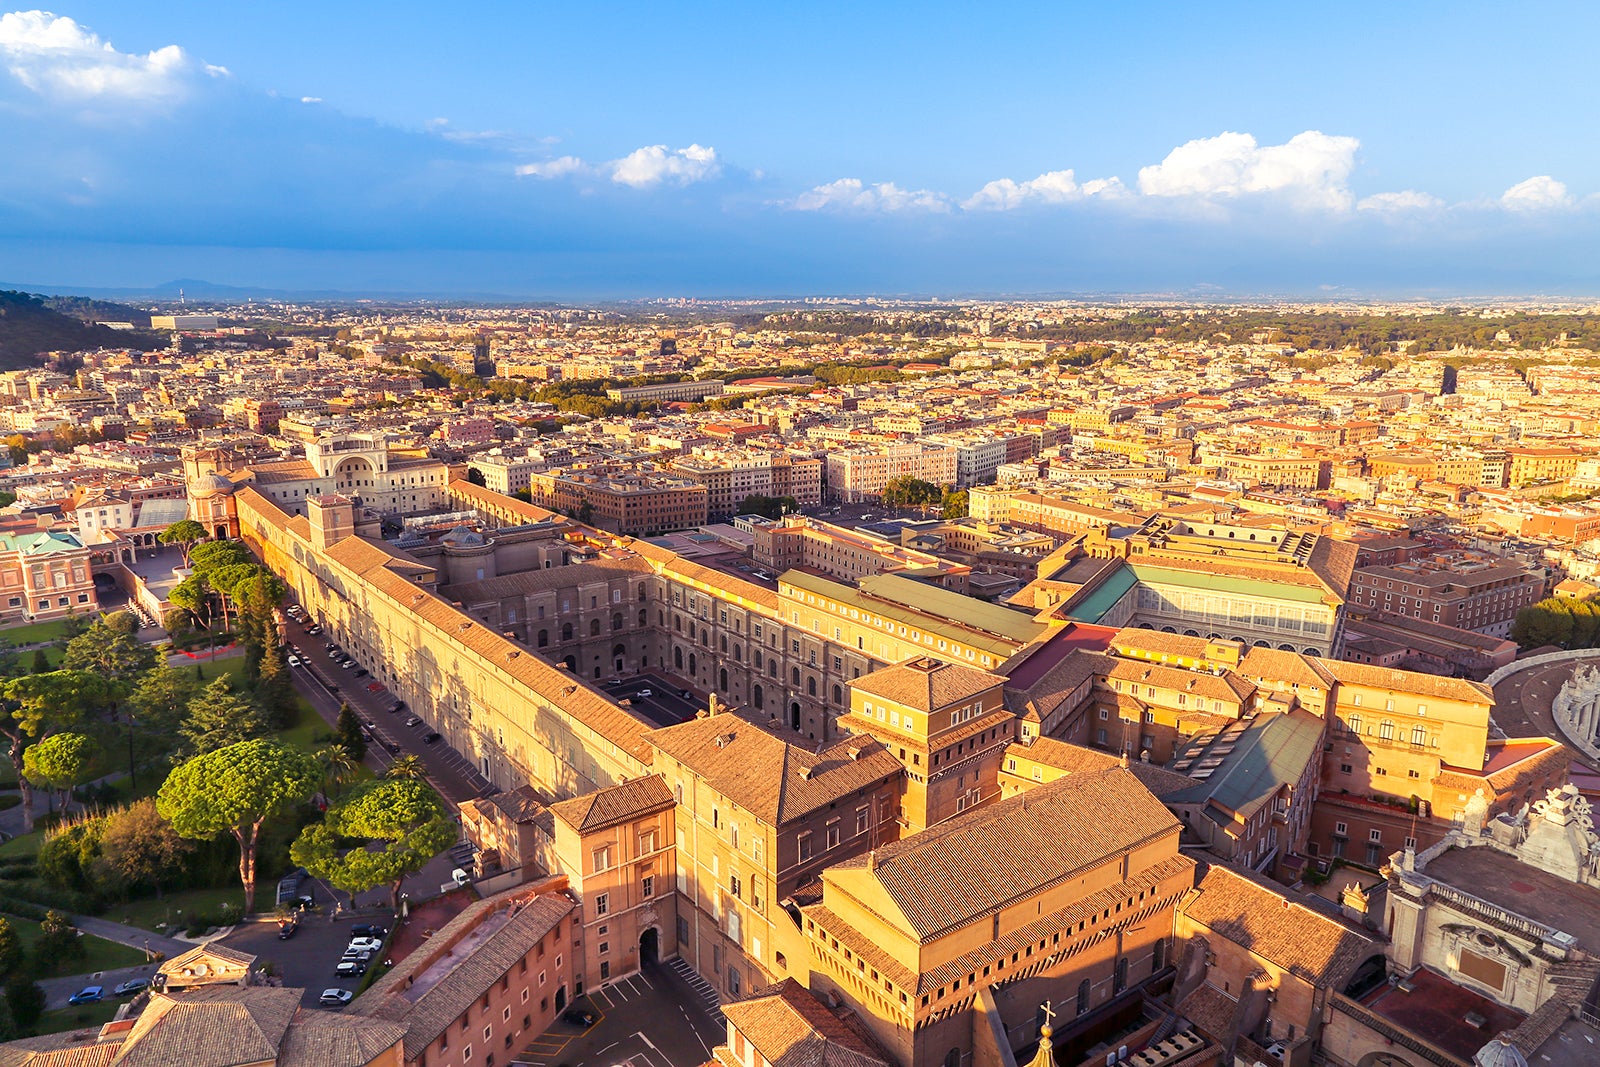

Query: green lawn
left=114, top=885, right=248, bottom=934
left=35, top=998, right=121, bottom=1035
left=6, top=914, right=147, bottom=979
left=0, top=619, right=72, bottom=646
left=0, top=830, right=42, bottom=860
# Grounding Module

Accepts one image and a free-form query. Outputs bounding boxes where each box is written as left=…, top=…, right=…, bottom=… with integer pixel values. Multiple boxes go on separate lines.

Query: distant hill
left=0, top=290, right=166, bottom=370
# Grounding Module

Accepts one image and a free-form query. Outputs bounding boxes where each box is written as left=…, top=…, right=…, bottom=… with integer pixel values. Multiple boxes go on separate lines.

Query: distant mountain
left=0, top=290, right=166, bottom=369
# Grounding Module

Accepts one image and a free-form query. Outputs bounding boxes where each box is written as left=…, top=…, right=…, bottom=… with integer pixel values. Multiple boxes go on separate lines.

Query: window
left=1334, top=822, right=1348, bottom=835
left=594, top=894, right=608, bottom=917
left=1411, top=725, right=1426, bottom=746
left=856, top=807, right=869, bottom=835
left=642, top=875, right=654, bottom=898
left=592, top=846, right=611, bottom=872
left=729, top=873, right=741, bottom=898
left=1379, top=720, right=1395, bottom=741
left=1369, top=829, right=1383, bottom=842
left=639, top=829, right=657, bottom=853
left=600, top=960, right=610, bottom=980
left=599, top=941, right=609, bottom=955
left=798, top=833, right=813, bottom=862
left=826, top=825, right=840, bottom=850
left=1339, top=763, right=1352, bottom=774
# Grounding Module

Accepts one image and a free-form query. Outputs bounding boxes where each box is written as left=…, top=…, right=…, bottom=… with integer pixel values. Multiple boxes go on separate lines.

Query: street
left=512, top=960, right=725, bottom=1067
left=1492, top=656, right=1600, bottom=772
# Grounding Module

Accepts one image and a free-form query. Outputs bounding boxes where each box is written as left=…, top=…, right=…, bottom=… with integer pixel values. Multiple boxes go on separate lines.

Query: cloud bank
left=0, top=9, right=213, bottom=105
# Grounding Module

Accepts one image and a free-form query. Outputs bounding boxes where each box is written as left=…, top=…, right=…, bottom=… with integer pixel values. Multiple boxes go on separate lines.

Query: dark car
left=113, top=978, right=149, bottom=996
left=335, top=961, right=366, bottom=978
left=383, top=739, right=401, bottom=754
left=354, top=668, right=369, bottom=678
left=351, top=923, right=388, bottom=939
left=422, top=732, right=442, bottom=744
left=277, top=920, right=298, bottom=940
left=290, top=893, right=315, bottom=911
left=562, top=1007, right=596, bottom=1027
left=388, top=700, right=406, bottom=714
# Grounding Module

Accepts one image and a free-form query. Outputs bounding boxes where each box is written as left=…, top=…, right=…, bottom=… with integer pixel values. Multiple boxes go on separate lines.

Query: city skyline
left=4, top=3, right=1600, bottom=296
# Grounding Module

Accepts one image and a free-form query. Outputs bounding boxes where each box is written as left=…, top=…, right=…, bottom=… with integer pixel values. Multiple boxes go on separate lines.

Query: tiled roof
left=1179, top=863, right=1375, bottom=987
left=277, top=1011, right=408, bottom=1066
left=852, top=658, right=1005, bottom=713
left=0, top=1035, right=124, bottom=1067
left=114, top=986, right=300, bottom=1067
left=1168, top=709, right=1324, bottom=819
left=1002, top=648, right=1107, bottom=719
left=1105, top=658, right=1257, bottom=705
left=1007, top=738, right=1195, bottom=798
left=364, top=891, right=574, bottom=1062
left=1319, top=659, right=1493, bottom=703
left=828, top=767, right=1180, bottom=939
left=481, top=784, right=547, bottom=824
left=721, top=979, right=890, bottom=1067
left=645, top=715, right=901, bottom=826
left=549, top=774, right=674, bottom=833
left=1178, top=983, right=1238, bottom=1041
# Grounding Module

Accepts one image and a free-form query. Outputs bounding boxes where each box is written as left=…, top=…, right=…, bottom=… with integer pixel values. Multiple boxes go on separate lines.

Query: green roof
left=857, top=572, right=1045, bottom=643
left=1169, top=709, right=1324, bottom=819
left=1065, top=565, right=1138, bottom=624
left=1129, top=563, right=1328, bottom=604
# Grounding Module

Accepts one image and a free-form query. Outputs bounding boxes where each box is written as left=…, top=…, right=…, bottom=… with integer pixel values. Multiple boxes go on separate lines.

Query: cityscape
left=2, top=6, right=1600, bottom=1067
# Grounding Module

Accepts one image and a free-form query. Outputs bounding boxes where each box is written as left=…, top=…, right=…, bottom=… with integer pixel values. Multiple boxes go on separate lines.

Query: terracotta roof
left=0, top=1035, right=124, bottom=1067
left=1003, top=649, right=1108, bottom=719
left=1178, top=983, right=1238, bottom=1040
left=549, top=774, right=674, bottom=833
left=277, top=1010, right=408, bottom=1066
left=827, top=767, right=1180, bottom=939
left=480, top=784, right=547, bottom=824
left=851, top=658, right=1005, bottom=713
left=364, top=891, right=574, bottom=1062
left=645, top=715, right=901, bottom=826
left=114, top=986, right=300, bottom=1067
left=1319, top=659, right=1493, bottom=703
left=1007, top=738, right=1195, bottom=798
left=1105, top=658, right=1257, bottom=705
left=720, top=979, right=890, bottom=1067
left=1179, top=864, right=1375, bottom=987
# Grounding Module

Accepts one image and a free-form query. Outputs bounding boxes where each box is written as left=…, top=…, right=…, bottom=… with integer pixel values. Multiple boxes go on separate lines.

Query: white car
left=319, top=988, right=353, bottom=1008
left=347, top=937, right=384, bottom=953
left=636, top=688, right=653, bottom=698
left=287, top=655, right=302, bottom=667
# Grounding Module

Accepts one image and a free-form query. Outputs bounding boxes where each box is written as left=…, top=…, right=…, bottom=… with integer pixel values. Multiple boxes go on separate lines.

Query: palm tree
left=385, top=755, right=425, bottom=781
left=316, top=745, right=360, bottom=799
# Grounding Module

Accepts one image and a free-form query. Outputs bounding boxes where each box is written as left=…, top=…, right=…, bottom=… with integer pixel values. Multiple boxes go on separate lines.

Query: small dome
left=191, top=473, right=236, bottom=498
left=1474, top=1036, right=1529, bottom=1067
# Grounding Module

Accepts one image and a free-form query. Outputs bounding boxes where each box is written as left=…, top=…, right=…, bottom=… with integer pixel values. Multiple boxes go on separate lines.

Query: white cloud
left=300, top=96, right=322, bottom=104
left=962, top=169, right=1128, bottom=211
left=609, top=143, right=720, bottom=188
left=515, top=156, right=586, bottom=179
left=1356, top=190, right=1444, bottom=214
left=1136, top=130, right=1360, bottom=211
left=1500, top=175, right=1572, bottom=212
left=791, top=178, right=950, bottom=213
left=0, top=10, right=195, bottom=103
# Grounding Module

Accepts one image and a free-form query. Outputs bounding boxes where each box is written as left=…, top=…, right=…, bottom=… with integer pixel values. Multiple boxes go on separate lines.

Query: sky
left=2, top=2, right=1600, bottom=299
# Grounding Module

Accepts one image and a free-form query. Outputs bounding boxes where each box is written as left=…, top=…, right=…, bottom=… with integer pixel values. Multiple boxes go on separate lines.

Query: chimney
left=797, top=766, right=812, bottom=780
left=867, top=849, right=877, bottom=871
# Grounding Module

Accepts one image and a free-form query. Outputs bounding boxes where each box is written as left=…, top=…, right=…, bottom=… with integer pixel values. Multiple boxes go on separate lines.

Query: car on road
left=636, top=688, right=653, bottom=698
left=68, top=986, right=103, bottom=1004
left=354, top=668, right=369, bottom=678
left=287, top=655, right=302, bottom=667
left=341, top=659, right=357, bottom=670
left=404, top=716, right=421, bottom=728
left=277, top=919, right=298, bottom=940
left=388, top=700, right=406, bottom=713
left=306, top=624, right=322, bottom=635
left=112, top=978, right=150, bottom=996
left=423, top=731, right=442, bottom=744
left=382, top=738, right=401, bottom=754
left=335, top=961, right=366, bottom=978
left=318, top=989, right=353, bottom=1008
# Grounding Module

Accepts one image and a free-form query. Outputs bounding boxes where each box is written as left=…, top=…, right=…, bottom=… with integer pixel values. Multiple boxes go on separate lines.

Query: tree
left=0, top=670, right=107, bottom=831
left=0, top=918, right=20, bottom=978
left=737, top=494, right=799, bottom=520
left=316, top=744, right=360, bottom=800
left=127, top=665, right=198, bottom=772
left=157, top=518, right=208, bottom=566
left=1511, top=601, right=1576, bottom=650
left=881, top=476, right=940, bottom=509
left=168, top=574, right=210, bottom=627
left=27, top=649, right=48, bottom=675
left=38, top=910, right=83, bottom=966
left=385, top=754, right=425, bottom=780
left=179, top=677, right=270, bottom=756
left=335, top=703, right=367, bottom=763
left=156, top=738, right=319, bottom=914
left=4, top=976, right=43, bottom=1033
left=96, top=798, right=190, bottom=898
left=22, top=732, right=97, bottom=811
left=61, top=616, right=155, bottom=722
left=940, top=488, right=969, bottom=519
left=291, top=776, right=457, bottom=909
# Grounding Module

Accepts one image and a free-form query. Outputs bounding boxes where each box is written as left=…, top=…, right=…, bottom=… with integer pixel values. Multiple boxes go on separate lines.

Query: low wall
left=1484, top=648, right=1600, bottom=687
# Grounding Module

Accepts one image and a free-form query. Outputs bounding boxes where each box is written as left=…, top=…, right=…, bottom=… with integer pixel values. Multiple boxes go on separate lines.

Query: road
left=1492, top=655, right=1600, bottom=772
left=513, top=960, right=725, bottom=1067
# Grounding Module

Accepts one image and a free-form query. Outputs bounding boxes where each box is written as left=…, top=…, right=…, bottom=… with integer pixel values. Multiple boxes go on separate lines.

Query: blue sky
left=2, top=2, right=1599, bottom=297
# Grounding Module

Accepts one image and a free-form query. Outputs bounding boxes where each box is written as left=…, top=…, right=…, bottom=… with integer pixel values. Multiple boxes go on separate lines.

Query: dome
left=1474, top=1036, right=1529, bottom=1067
left=191, top=473, right=237, bottom=498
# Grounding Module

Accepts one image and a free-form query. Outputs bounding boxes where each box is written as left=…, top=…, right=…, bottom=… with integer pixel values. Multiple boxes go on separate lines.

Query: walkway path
left=70, top=915, right=190, bottom=958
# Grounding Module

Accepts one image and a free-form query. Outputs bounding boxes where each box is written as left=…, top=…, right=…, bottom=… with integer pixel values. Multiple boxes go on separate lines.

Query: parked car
left=277, top=919, right=298, bottom=940
left=68, top=986, right=103, bottom=1004
left=306, top=624, right=322, bottom=635
left=404, top=716, right=421, bottom=728
left=347, top=937, right=384, bottom=953
left=423, top=732, right=442, bottom=744
left=562, top=1007, right=596, bottom=1027
left=112, top=978, right=149, bottom=997
left=351, top=923, right=388, bottom=939
left=335, top=961, right=366, bottom=978
left=354, top=668, right=369, bottom=678
left=388, top=700, right=406, bottom=713
left=319, top=988, right=353, bottom=1008
left=289, top=893, right=315, bottom=911
left=286, top=655, right=302, bottom=667
left=635, top=688, right=653, bottom=698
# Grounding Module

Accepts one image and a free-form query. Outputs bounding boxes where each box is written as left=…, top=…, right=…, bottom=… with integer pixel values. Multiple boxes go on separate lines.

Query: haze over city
left=4, top=2, right=1600, bottom=296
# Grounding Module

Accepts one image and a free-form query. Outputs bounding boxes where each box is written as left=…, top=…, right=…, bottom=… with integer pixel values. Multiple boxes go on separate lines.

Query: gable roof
left=1180, top=863, right=1375, bottom=987
left=114, top=986, right=300, bottom=1067
left=720, top=979, right=890, bottom=1067
left=645, top=715, right=901, bottom=826
left=851, top=658, right=1005, bottom=713
left=827, top=767, right=1180, bottom=939
left=549, top=774, right=674, bottom=833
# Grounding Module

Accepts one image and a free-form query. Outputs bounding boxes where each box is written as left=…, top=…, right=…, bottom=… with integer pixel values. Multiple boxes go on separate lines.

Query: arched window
left=753, top=651, right=762, bottom=669
left=754, top=685, right=764, bottom=709
left=537, top=629, right=549, bottom=648
left=791, top=667, right=801, bottom=686
left=720, top=635, right=727, bottom=653
left=832, top=684, right=842, bottom=706
left=674, top=647, right=683, bottom=669
left=590, top=619, right=601, bottom=637
left=944, top=1050, right=960, bottom=1067
left=688, top=653, right=697, bottom=675
left=1347, top=714, right=1362, bottom=736
left=807, top=677, right=817, bottom=697
left=733, top=644, right=743, bottom=662
left=769, top=662, right=778, bottom=678
left=719, top=668, right=729, bottom=692
left=562, top=623, right=574, bottom=641
left=612, top=613, right=623, bottom=631
left=1076, top=979, right=1090, bottom=1015
left=639, top=609, right=647, bottom=627
left=791, top=702, right=801, bottom=730
left=1378, top=720, right=1395, bottom=741
left=1411, top=724, right=1426, bottom=746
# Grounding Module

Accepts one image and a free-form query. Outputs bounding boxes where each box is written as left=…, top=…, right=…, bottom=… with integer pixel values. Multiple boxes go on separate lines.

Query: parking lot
left=604, top=677, right=702, bottom=729
left=512, top=960, right=725, bottom=1067
left=218, top=912, right=392, bottom=1009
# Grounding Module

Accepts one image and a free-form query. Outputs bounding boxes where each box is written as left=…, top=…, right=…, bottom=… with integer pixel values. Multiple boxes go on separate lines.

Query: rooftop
left=1357, top=966, right=1524, bottom=1064
left=1421, top=846, right=1600, bottom=951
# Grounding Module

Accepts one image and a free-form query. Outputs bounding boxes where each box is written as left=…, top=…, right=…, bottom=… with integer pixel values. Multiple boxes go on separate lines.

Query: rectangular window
left=798, top=832, right=813, bottom=862
left=826, top=825, right=840, bottom=850
left=592, top=846, right=611, bottom=872
left=594, top=894, right=608, bottom=917
left=642, top=875, right=654, bottom=898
